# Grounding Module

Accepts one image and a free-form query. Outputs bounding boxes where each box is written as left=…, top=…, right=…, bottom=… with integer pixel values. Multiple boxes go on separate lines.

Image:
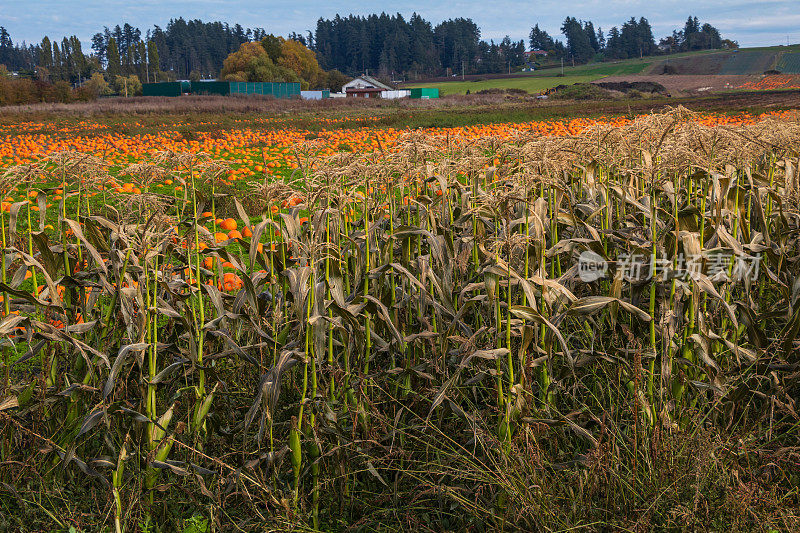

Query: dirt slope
left=593, top=75, right=756, bottom=95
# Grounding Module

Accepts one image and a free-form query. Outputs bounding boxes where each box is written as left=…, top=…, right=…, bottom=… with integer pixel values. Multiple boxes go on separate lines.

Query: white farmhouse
left=342, top=75, right=394, bottom=98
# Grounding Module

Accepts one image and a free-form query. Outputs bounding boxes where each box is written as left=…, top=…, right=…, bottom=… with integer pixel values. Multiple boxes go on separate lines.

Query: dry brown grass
left=0, top=108, right=799, bottom=531
left=0, top=93, right=512, bottom=117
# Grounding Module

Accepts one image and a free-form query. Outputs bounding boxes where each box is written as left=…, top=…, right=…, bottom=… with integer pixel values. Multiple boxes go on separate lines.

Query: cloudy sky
left=1, top=0, right=798, bottom=48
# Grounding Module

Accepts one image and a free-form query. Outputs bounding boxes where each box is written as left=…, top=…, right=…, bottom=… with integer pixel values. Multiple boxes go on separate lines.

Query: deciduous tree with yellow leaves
left=276, top=38, right=324, bottom=89
left=219, top=37, right=329, bottom=90
left=219, top=42, right=300, bottom=84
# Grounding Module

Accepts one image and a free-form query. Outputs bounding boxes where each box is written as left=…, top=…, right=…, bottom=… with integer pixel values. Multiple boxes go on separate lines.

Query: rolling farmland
left=777, top=52, right=800, bottom=73
left=412, top=47, right=800, bottom=97
left=718, top=50, right=780, bottom=74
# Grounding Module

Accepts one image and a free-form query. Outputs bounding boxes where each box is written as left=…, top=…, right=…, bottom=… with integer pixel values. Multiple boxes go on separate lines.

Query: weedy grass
left=0, top=106, right=799, bottom=532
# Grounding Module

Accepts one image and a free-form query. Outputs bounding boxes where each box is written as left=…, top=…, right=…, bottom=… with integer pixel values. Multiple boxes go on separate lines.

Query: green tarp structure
left=227, top=82, right=301, bottom=98
left=410, top=88, right=439, bottom=99
left=142, top=82, right=182, bottom=97
left=142, top=81, right=301, bottom=98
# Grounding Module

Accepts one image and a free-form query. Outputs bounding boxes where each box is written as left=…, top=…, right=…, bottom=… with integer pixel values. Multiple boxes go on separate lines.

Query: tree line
left=0, top=19, right=271, bottom=83
left=310, top=14, right=527, bottom=78
left=90, top=20, right=269, bottom=81
left=531, top=16, right=733, bottom=64
left=309, top=14, right=732, bottom=77
left=1, top=13, right=734, bottom=97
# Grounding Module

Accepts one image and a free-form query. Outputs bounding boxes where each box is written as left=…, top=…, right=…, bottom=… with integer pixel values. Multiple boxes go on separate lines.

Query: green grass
left=745, top=43, right=800, bottom=52
left=408, top=75, right=600, bottom=95
left=529, top=58, right=655, bottom=77
left=556, top=60, right=653, bottom=76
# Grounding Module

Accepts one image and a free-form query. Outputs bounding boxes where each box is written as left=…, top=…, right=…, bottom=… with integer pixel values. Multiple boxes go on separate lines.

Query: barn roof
left=343, top=75, right=394, bottom=91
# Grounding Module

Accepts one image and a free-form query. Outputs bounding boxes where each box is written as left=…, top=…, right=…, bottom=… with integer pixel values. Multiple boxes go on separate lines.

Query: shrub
left=83, top=72, right=112, bottom=97
left=0, top=77, right=38, bottom=106
left=549, top=83, right=613, bottom=100
left=113, top=74, right=143, bottom=96
left=46, top=81, right=73, bottom=103
left=662, top=64, right=678, bottom=75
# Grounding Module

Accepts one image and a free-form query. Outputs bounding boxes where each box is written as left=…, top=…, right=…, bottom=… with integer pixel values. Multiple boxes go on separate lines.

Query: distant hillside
left=405, top=45, right=800, bottom=96
left=647, top=46, right=800, bottom=75
left=777, top=52, right=800, bottom=73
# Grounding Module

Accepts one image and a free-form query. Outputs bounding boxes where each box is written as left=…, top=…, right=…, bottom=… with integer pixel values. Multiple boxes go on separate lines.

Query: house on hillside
left=343, top=75, right=393, bottom=98
left=524, top=50, right=548, bottom=59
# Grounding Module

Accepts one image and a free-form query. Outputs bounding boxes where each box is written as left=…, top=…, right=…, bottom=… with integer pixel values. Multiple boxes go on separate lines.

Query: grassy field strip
left=406, top=74, right=601, bottom=95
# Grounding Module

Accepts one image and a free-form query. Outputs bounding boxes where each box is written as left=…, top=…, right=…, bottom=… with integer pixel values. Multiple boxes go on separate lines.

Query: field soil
left=593, top=74, right=757, bottom=95
left=646, top=50, right=782, bottom=76
left=719, top=49, right=781, bottom=74
left=777, top=52, right=800, bottom=73
left=646, top=51, right=733, bottom=75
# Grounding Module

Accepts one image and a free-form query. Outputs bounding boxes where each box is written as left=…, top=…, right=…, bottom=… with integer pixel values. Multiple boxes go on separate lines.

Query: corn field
left=1, top=107, right=799, bottom=531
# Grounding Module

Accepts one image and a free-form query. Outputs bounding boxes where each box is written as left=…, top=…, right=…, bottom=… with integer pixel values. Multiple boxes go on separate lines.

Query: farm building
left=524, top=50, right=548, bottom=59
left=141, top=81, right=301, bottom=98
left=343, top=75, right=393, bottom=98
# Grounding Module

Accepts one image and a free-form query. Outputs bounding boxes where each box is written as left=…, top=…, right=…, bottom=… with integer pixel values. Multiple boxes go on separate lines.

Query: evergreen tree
left=147, top=41, right=159, bottom=82
left=614, top=17, right=656, bottom=58
left=261, top=34, right=283, bottom=63
left=606, top=26, right=621, bottom=58
left=112, top=25, right=123, bottom=52
left=136, top=40, right=147, bottom=80
left=61, top=37, right=72, bottom=80
left=0, top=27, right=11, bottom=49
left=434, top=18, right=481, bottom=75
left=681, top=16, right=701, bottom=50
left=71, top=36, right=88, bottom=79
left=561, top=17, right=593, bottom=62
left=584, top=21, right=599, bottom=52
left=106, top=37, right=121, bottom=77
left=39, top=37, right=53, bottom=70
left=0, top=32, right=37, bottom=73
left=596, top=27, right=605, bottom=51
left=51, top=42, right=62, bottom=80
left=699, top=23, right=722, bottom=49
left=635, top=17, right=656, bottom=57
left=0, top=27, right=14, bottom=70
left=529, top=24, right=555, bottom=51
left=91, top=32, right=107, bottom=65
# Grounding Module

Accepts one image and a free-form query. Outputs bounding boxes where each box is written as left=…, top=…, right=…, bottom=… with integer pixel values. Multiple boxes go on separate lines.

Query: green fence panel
left=191, top=81, right=230, bottom=95
left=410, top=88, right=439, bottom=99
left=142, top=82, right=182, bottom=97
